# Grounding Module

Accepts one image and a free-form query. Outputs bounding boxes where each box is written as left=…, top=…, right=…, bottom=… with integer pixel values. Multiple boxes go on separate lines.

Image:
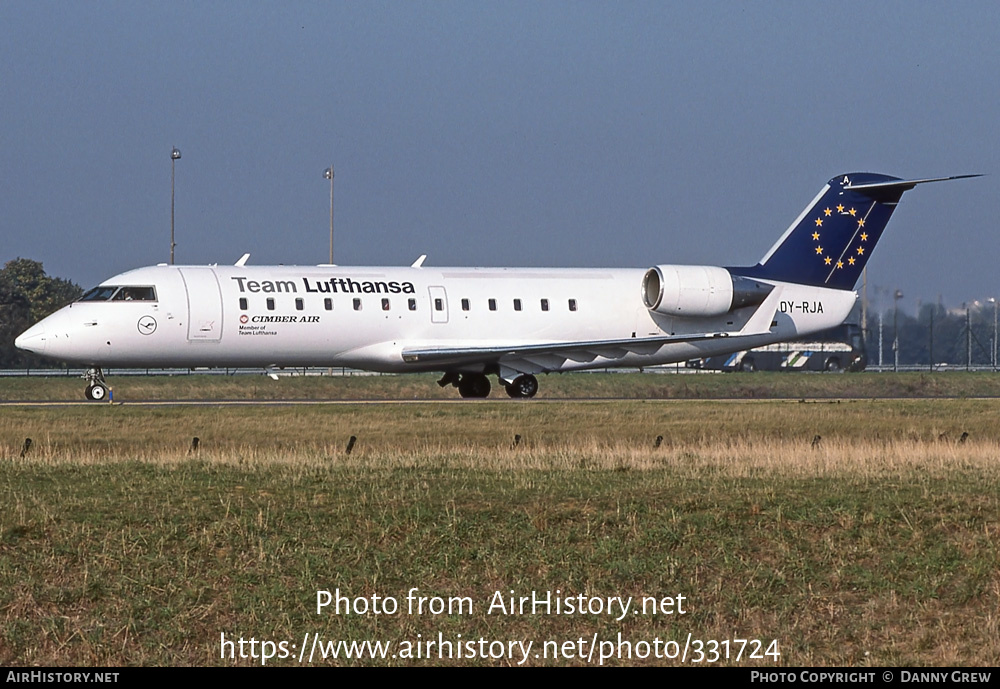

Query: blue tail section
left=731, top=173, right=978, bottom=290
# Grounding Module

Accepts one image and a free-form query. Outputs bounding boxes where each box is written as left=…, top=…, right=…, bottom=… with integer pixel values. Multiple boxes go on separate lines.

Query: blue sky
left=2, top=2, right=997, bottom=311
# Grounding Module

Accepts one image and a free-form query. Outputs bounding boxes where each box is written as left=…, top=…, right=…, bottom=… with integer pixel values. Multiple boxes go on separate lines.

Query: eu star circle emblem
left=137, top=316, right=157, bottom=335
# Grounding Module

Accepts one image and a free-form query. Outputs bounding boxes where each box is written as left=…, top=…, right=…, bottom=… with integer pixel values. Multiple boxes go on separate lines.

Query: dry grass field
left=1, top=375, right=998, bottom=666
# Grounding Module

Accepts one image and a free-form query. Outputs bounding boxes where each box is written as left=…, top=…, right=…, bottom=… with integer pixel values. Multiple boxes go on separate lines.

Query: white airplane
left=15, top=172, right=977, bottom=400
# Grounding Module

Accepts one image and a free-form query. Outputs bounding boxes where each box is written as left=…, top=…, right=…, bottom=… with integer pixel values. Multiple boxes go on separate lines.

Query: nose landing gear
left=83, top=368, right=109, bottom=401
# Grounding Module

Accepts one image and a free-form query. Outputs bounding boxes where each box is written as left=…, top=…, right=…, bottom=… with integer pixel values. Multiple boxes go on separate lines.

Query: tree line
left=0, top=259, right=82, bottom=368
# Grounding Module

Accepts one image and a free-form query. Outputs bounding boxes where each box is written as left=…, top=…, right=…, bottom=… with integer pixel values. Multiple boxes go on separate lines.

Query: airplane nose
left=14, top=323, right=46, bottom=354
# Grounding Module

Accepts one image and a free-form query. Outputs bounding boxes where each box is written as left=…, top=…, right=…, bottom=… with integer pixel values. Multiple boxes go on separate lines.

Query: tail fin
left=732, top=173, right=979, bottom=290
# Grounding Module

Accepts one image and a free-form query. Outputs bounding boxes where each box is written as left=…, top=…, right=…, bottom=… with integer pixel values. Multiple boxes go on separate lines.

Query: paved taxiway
left=0, top=395, right=991, bottom=408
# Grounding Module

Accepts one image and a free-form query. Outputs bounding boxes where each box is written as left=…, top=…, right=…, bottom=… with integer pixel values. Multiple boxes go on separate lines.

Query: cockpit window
left=112, top=286, right=156, bottom=301
left=79, top=286, right=157, bottom=302
left=79, top=286, right=119, bottom=301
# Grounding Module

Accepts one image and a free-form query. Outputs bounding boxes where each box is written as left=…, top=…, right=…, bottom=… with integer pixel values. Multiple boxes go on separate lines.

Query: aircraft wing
left=402, top=286, right=782, bottom=376
left=403, top=331, right=732, bottom=373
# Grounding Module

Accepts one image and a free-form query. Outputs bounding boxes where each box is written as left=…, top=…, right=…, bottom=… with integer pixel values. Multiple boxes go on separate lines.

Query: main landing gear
left=438, top=372, right=539, bottom=399
left=83, top=368, right=109, bottom=401
left=458, top=373, right=491, bottom=399
left=504, top=374, right=538, bottom=399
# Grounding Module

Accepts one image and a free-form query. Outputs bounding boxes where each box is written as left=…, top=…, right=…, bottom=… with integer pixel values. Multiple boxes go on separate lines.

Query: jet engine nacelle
left=641, top=265, right=772, bottom=317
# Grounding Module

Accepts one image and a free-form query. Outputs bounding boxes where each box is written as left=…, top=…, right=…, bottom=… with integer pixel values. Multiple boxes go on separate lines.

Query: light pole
left=893, top=289, right=903, bottom=372
left=877, top=287, right=884, bottom=369
left=990, top=298, right=998, bottom=371
left=861, top=266, right=868, bottom=344
left=966, top=303, right=972, bottom=371
left=171, top=147, right=181, bottom=264
left=324, top=165, right=334, bottom=264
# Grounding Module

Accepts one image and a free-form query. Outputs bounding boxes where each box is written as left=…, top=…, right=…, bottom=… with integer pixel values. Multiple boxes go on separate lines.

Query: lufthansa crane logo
left=137, top=316, right=157, bottom=335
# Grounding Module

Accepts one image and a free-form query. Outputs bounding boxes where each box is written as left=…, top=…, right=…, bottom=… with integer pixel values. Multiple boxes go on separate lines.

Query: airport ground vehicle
left=689, top=323, right=866, bottom=372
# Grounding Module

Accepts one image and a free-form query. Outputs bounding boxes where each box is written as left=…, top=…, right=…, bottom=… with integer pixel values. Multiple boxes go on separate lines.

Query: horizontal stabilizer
left=845, top=174, right=982, bottom=195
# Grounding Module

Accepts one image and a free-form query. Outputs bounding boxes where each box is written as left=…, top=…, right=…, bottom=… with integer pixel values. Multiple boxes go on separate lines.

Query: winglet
left=235, top=253, right=250, bottom=267
left=411, top=255, right=427, bottom=268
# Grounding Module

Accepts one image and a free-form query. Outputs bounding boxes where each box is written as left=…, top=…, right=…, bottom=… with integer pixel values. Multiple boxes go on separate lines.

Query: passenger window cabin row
left=236, top=297, right=580, bottom=313
left=77, top=286, right=582, bottom=314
